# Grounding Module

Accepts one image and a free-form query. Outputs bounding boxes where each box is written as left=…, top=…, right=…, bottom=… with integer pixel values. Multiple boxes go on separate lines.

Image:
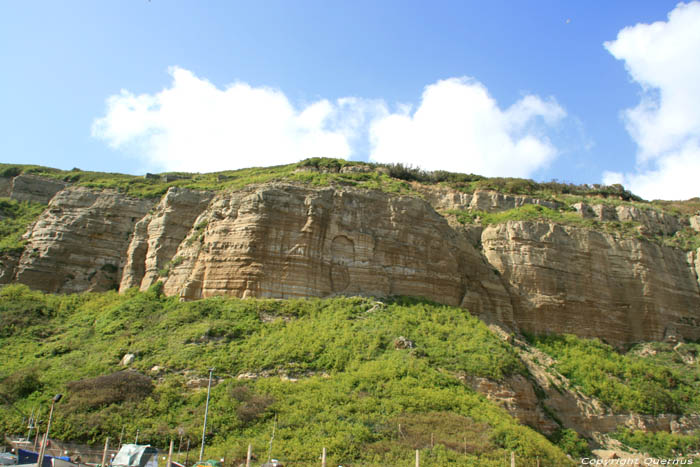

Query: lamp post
left=198, top=368, right=214, bottom=462
left=36, top=394, right=62, bottom=467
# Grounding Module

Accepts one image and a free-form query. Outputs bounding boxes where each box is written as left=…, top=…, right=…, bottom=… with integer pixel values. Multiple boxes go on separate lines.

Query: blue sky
left=2, top=1, right=699, bottom=199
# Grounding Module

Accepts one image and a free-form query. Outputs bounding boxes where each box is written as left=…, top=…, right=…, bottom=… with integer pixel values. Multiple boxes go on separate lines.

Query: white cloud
left=92, top=67, right=386, bottom=172
left=603, top=1, right=700, bottom=200
left=368, top=77, right=566, bottom=177
left=93, top=69, right=565, bottom=178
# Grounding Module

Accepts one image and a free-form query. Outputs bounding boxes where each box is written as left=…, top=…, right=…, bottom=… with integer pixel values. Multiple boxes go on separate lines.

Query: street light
left=36, top=394, right=62, bottom=467
left=198, top=369, right=214, bottom=462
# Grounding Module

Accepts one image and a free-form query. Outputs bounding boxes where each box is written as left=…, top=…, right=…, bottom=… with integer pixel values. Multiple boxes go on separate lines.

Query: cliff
left=1, top=165, right=699, bottom=346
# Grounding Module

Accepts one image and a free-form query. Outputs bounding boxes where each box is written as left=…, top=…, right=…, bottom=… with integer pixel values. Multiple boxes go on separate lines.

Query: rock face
left=161, top=185, right=514, bottom=325
left=482, top=221, right=700, bottom=345
left=421, top=187, right=561, bottom=212
left=4, top=177, right=700, bottom=345
left=8, top=174, right=67, bottom=204
left=573, top=202, right=683, bottom=236
left=119, top=187, right=213, bottom=291
left=14, top=187, right=154, bottom=293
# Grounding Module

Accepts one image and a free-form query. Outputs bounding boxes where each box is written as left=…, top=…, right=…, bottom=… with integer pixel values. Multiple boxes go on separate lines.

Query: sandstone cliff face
left=482, top=221, right=700, bottom=345
left=6, top=178, right=700, bottom=345
left=14, top=187, right=154, bottom=293
left=159, top=185, right=515, bottom=326
left=421, top=187, right=561, bottom=213
left=6, top=174, right=67, bottom=204
left=119, top=187, right=213, bottom=291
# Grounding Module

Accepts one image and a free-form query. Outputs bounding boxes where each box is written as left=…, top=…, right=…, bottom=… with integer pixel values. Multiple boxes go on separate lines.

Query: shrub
left=65, top=370, right=153, bottom=411
left=0, top=368, right=42, bottom=401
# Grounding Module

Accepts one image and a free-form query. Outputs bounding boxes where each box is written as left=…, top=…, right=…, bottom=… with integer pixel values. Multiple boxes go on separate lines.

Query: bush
left=233, top=385, right=274, bottom=423
left=65, top=370, right=153, bottom=411
left=0, top=368, right=42, bottom=401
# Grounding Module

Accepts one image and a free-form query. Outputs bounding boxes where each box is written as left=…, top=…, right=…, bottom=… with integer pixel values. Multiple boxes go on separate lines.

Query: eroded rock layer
left=161, top=185, right=515, bottom=326
left=119, top=187, right=213, bottom=291
left=14, top=187, right=154, bottom=293
left=482, top=221, right=700, bottom=345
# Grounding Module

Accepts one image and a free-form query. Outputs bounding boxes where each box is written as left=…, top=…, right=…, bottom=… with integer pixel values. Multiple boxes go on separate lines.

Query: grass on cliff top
left=0, top=197, right=45, bottom=254
left=0, top=160, right=414, bottom=199
left=449, top=204, right=700, bottom=250
left=1, top=158, right=651, bottom=205
left=527, top=333, right=700, bottom=416
left=0, top=285, right=575, bottom=465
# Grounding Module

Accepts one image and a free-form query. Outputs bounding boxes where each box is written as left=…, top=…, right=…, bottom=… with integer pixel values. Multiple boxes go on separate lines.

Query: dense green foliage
left=0, top=286, right=571, bottom=465
left=611, top=428, right=700, bottom=458
left=548, top=428, right=590, bottom=458
left=0, top=161, right=414, bottom=199
left=0, top=159, right=646, bottom=203
left=529, top=334, right=700, bottom=416
left=0, top=197, right=45, bottom=253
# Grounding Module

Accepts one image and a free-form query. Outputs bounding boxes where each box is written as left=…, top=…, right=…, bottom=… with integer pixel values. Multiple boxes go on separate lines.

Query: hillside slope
left=1, top=159, right=699, bottom=345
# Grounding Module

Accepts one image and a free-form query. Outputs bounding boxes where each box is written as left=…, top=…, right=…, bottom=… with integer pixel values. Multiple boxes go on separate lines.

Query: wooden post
left=536, top=458, right=540, bottom=467
left=167, top=439, right=174, bottom=467
left=430, top=433, right=434, bottom=448
left=463, top=436, right=467, bottom=455
left=185, top=439, right=190, bottom=467
left=321, top=447, right=326, bottom=467
left=100, top=437, right=110, bottom=467
left=511, top=451, right=515, bottom=467
left=415, top=449, right=419, bottom=467
left=245, top=444, right=252, bottom=467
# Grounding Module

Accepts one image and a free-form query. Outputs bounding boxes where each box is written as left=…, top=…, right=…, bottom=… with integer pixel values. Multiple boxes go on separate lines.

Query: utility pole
left=36, top=394, right=62, bottom=467
left=199, top=368, right=214, bottom=463
left=100, top=438, right=110, bottom=467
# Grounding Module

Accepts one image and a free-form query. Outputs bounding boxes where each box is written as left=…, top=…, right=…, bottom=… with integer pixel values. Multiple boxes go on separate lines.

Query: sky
left=1, top=1, right=699, bottom=200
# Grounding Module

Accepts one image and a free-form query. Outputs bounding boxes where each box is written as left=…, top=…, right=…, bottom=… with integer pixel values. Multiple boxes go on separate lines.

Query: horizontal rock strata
left=14, top=187, right=154, bottom=293
left=482, top=221, right=700, bottom=345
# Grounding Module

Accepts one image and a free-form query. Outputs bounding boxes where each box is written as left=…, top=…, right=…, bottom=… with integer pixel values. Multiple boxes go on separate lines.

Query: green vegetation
left=528, top=334, right=700, bottom=416
left=0, top=158, right=645, bottom=203
left=450, top=204, right=643, bottom=237
left=450, top=203, right=700, bottom=250
left=549, top=428, right=590, bottom=458
left=611, top=428, right=700, bottom=458
left=0, top=285, right=573, bottom=465
left=0, top=197, right=46, bottom=254
left=0, top=160, right=415, bottom=199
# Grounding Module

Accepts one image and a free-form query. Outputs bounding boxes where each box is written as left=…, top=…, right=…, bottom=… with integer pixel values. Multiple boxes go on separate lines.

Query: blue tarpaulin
left=18, top=448, right=52, bottom=467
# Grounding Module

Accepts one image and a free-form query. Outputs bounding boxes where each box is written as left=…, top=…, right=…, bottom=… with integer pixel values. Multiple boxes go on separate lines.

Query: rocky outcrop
left=0, top=251, right=21, bottom=284
left=482, top=221, right=700, bottom=345
left=573, top=202, right=684, bottom=235
left=8, top=174, right=67, bottom=204
left=14, top=187, right=154, bottom=293
left=462, top=373, right=559, bottom=434
left=161, top=185, right=515, bottom=326
left=422, top=187, right=561, bottom=212
left=119, top=187, right=213, bottom=291
left=0, top=177, right=12, bottom=197
left=691, top=215, right=700, bottom=232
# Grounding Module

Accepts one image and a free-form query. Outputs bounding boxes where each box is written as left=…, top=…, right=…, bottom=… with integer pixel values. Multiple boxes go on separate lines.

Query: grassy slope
left=0, top=285, right=571, bottom=466
left=0, top=198, right=46, bottom=254
left=528, top=334, right=700, bottom=456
